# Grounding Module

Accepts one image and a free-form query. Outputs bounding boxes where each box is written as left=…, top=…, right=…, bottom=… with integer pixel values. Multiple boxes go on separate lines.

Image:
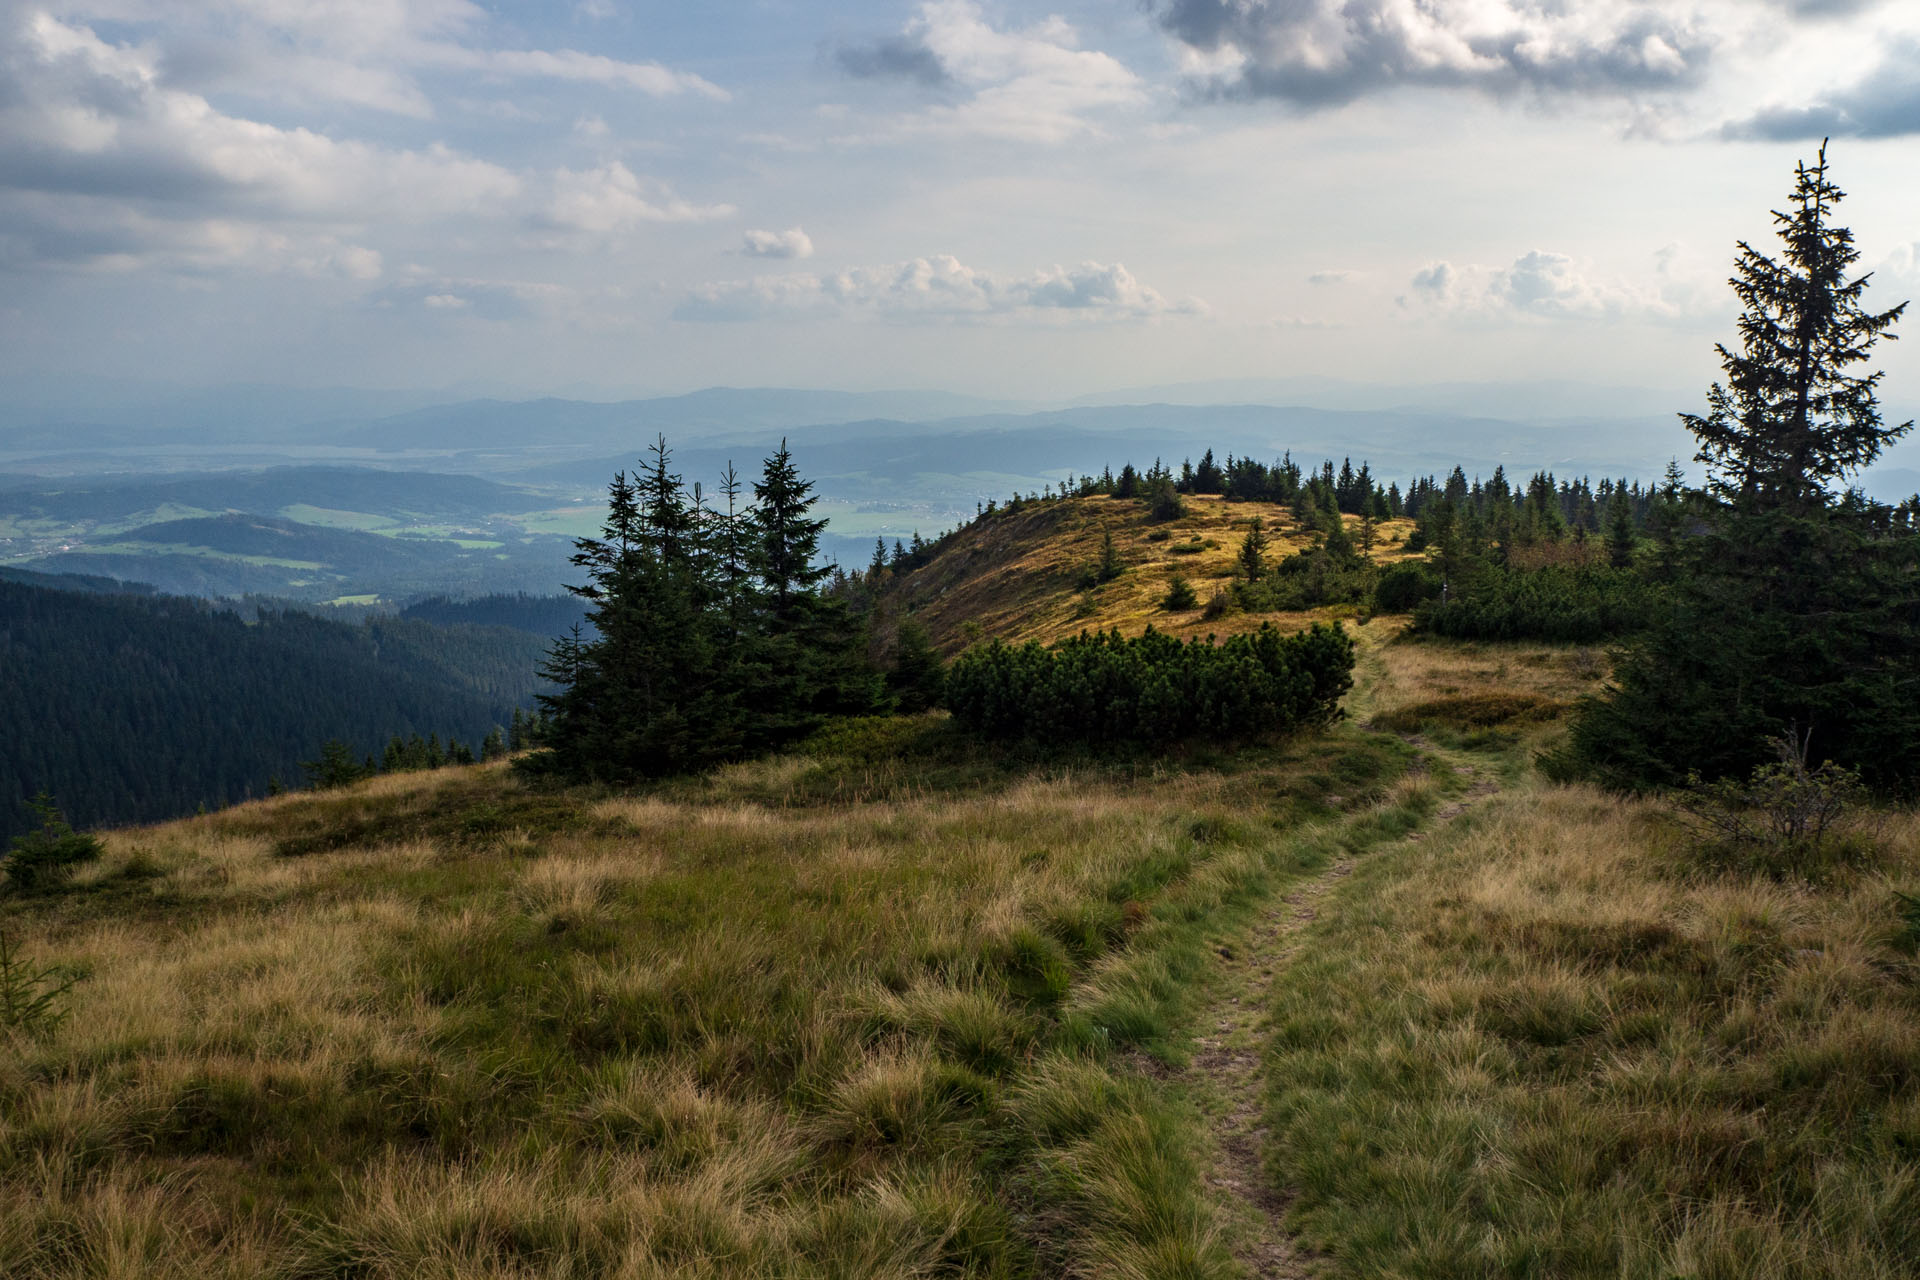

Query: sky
left=3, top=0, right=1919, bottom=406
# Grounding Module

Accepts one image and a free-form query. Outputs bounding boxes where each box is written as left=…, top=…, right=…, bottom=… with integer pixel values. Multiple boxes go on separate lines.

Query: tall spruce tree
left=1560, top=145, right=1918, bottom=793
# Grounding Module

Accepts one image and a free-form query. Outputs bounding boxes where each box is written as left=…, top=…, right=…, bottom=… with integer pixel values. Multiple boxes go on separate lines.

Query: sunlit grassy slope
left=881, top=494, right=1415, bottom=653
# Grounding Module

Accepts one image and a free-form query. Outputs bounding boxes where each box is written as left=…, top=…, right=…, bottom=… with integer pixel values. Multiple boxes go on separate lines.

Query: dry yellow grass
left=0, top=724, right=1421, bottom=1278
left=887, top=494, right=1416, bottom=652
left=1264, top=764, right=1920, bottom=1279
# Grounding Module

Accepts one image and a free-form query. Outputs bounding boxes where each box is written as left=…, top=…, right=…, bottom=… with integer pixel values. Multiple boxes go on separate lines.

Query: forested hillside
left=0, top=579, right=550, bottom=838
left=399, top=592, right=589, bottom=636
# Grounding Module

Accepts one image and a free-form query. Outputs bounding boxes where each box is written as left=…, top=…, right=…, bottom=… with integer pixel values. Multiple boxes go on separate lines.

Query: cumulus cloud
left=0, top=11, right=522, bottom=270
left=0, top=12, right=734, bottom=274
left=1307, top=269, right=1355, bottom=285
left=542, top=162, right=734, bottom=233
left=1401, top=249, right=1689, bottom=320
left=1722, top=39, right=1920, bottom=138
left=1153, top=0, right=1713, bottom=107
left=832, top=1, right=1144, bottom=143
left=370, top=272, right=568, bottom=321
left=743, top=227, right=814, bottom=259
left=676, top=255, right=1201, bottom=322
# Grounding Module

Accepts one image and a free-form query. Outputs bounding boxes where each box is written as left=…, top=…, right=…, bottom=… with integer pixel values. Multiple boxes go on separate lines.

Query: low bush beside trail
left=944, top=622, right=1355, bottom=746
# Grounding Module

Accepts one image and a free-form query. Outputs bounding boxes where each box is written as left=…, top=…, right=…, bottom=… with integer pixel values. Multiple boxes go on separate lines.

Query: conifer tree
left=1237, top=517, right=1269, bottom=579
left=1687, top=144, right=1908, bottom=514
left=1605, top=487, right=1637, bottom=569
left=1096, top=531, right=1124, bottom=583
left=1561, top=145, right=1918, bottom=793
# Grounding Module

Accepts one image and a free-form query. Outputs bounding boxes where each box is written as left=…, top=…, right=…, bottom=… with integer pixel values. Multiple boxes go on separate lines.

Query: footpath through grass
left=0, top=716, right=1420, bottom=1279
left=1260, top=638, right=1920, bottom=1279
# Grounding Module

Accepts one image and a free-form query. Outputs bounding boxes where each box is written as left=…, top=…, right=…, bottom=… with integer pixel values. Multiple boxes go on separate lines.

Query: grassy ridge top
left=878, top=494, right=1417, bottom=653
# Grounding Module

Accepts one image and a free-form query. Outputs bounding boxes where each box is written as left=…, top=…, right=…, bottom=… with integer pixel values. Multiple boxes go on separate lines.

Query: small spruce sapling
left=4, top=793, right=102, bottom=893
left=0, top=928, right=77, bottom=1035
left=1237, top=517, right=1269, bottom=579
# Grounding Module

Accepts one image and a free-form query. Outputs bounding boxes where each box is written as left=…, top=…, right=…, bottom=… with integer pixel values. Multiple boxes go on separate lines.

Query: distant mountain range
left=4, top=384, right=1914, bottom=597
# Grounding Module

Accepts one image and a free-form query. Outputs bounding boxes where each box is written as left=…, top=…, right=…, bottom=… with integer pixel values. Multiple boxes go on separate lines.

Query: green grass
left=1259, top=781, right=1920, bottom=1279
left=0, top=720, right=1412, bottom=1278
left=277, top=505, right=400, bottom=532
left=70, top=542, right=327, bottom=570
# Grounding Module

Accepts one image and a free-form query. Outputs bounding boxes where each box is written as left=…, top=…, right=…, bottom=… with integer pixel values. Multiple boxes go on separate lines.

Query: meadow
left=880, top=494, right=1416, bottom=654
left=1264, top=631, right=1920, bottom=1279
left=0, top=706, right=1426, bottom=1278
left=5, top=617, right=1917, bottom=1279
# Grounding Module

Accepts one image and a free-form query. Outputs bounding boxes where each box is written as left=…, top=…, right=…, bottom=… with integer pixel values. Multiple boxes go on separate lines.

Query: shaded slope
left=0, top=578, right=549, bottom=837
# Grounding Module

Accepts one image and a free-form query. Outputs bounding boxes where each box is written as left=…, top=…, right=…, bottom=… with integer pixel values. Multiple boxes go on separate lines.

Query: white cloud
left=0, top=12, right=521, bottom=270
left=543, top=162, right=735, bottom=233
left=40, top=0, right=727, bottom=113
left=676, top=254, right=1202, bottom=322
left=0, top=13, right=738, bottom=272
left=1155, top=0, right=1714, bottom=107
left=743, top=227, right=814, bottom=259
left=835, top=1, right=1145, bottom=143
left=1401, top=249, right=1691, bottom=321
left=371, top=272, right=569, bottom=320
left=423, top=44, right=727, bottom=101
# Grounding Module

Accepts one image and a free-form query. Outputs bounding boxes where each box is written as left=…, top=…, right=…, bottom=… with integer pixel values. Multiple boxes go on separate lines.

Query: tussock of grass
left=1262, top=783, right=1920, bottom=1279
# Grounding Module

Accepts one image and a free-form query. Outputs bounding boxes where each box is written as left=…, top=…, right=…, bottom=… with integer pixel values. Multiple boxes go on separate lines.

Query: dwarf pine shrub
left=944, top=622, right=1353, bottom=746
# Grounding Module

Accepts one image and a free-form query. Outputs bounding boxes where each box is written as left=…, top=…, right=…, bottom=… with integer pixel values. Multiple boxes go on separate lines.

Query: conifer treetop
left=1686, top=142, right=1911, bottom=512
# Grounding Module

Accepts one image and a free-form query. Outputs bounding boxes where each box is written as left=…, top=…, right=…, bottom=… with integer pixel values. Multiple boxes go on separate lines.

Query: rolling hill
left=866, top=491, right=1417, bottom=653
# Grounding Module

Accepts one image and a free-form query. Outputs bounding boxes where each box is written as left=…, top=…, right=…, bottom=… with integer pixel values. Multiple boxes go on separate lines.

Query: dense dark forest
left=0, top=580, right=550, bottom=838
left=400, top=592, right=591, bottom=637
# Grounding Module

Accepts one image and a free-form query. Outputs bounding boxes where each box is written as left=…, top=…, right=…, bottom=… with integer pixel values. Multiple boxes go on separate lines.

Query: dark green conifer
left=1560, top=145, right=1918, bottom=793
left=1237, top=517, right=1269, bottom=579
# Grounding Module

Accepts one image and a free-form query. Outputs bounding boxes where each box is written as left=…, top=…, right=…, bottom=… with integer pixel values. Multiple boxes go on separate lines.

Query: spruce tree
left=1096, top=531, right=1124, bottom=583
left=1687, top=144, right=1909, bottom=514
left=1237, top=517, right=1269, bottom=579
left=1605, top=487, right=1637, bottom=569
left=1562, top=145, right=1918, bottom=793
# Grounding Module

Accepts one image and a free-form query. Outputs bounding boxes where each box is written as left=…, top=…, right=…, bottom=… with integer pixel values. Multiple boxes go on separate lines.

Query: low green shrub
left=0, top=929, right=76, bottom=1037
left=1414, top=565, right=1658, bottom=642
left=944, top=622, right=1354, bottom=746
left=4, top=793, right=102, bottom=893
